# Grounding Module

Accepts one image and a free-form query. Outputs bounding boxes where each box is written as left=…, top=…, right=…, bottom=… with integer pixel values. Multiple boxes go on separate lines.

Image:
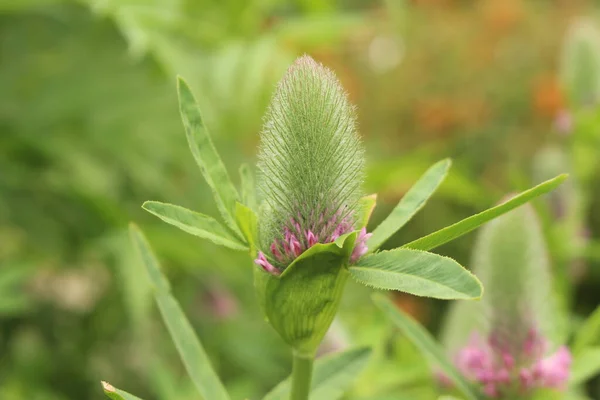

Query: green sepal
left=239, top=163, right=258, bottom=212
left=355, top=194, right=377, bottom=229
left=254, top=232, right=357, bottom=355
left=235, top=202, right=259, bottom=255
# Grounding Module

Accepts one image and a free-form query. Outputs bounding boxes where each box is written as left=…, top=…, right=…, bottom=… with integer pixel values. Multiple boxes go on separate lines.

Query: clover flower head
left=442, top=204, right=572, bottom=399
left=455, top=330, right=571, bottom=398
left=253, top=55, right=369, bottom=275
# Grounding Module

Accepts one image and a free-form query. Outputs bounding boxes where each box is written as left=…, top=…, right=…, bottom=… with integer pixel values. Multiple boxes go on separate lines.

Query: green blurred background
left=1, top=0, right=600, bottom=399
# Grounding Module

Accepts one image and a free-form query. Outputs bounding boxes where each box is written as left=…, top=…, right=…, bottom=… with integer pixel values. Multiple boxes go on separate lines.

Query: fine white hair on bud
left=256, top=55, right=366, bottom=270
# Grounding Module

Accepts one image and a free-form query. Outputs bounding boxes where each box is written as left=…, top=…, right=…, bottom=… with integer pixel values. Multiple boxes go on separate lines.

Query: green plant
left=102, top=56, right=565, bottom=400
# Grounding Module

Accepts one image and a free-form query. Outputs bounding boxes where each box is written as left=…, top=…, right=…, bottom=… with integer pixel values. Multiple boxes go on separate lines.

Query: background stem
left=290, top=352, right=314, bottom=400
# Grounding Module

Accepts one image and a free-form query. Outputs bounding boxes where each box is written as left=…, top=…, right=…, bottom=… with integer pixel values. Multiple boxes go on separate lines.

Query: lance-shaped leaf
left=102, top=382, right=144, bottom=400
left=402, top=174, right=567, bottom=251
left=367, top=159, right=451, bottom=252
left=373, top=294, right=479, bottom=400
left=570, top=347, right=600, bottom=386
left=177, top=77, right=242, bottom=237
left=142, top=201, right=247, bottom=251
left=130, top=224, right=231, bottom=400
left=350, top=249, right=482, bottom=300
left=263, top=347, right=372, bottom=400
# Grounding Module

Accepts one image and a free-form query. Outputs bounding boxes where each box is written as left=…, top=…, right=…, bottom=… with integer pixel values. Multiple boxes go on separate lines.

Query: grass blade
left=130, top=224, right=231, bottom=400
left=373, top=294, right=480, bottom=400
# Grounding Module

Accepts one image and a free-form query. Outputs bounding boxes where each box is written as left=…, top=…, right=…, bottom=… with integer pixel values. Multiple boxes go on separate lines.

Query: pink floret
left=453, top=330, right=572, bottom=398
left=254, top=251, right=281, bottom=276
left=265, top=213, right=372, bottom=266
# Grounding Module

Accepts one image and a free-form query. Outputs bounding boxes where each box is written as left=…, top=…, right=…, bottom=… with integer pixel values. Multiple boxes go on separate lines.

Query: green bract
left=255, top=232, right=357, bottom=355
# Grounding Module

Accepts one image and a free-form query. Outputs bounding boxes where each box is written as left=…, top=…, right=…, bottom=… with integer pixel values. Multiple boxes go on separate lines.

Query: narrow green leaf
left=129, top=224, right=231, bottom=400
left=235, top=202, right=258, bottom=254
left=573, top=305, right=600, bottom=354
left=102, top=381, right=144, bottom=400
left=177, top=77, right=241, bottom=237
left=350, top=249, right=482, bottom=300
left=239, top=163, right=257, bottom=211
left=368, top=159, right=451, bottom=252
left=570, top=347, right=600, bottom=386
left=142, top=201, right=247, bottom=251
left=403, top=174, right=568, bottom=251
left=373, top=294, right=479, bottom=400
left=263, top=347, right=372, bottom=400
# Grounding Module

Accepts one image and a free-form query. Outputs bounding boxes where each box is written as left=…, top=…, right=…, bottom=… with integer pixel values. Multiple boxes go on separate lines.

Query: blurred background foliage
left=1, top=0, right=600, bottom=399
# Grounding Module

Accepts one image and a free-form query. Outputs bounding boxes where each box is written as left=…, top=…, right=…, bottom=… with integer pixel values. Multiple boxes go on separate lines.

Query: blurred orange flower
left=533, top=74, right=564, bottom=118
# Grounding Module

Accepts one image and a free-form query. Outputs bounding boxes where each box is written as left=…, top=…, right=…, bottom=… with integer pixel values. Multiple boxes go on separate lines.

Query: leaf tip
left=557, top=173, right=569, bottom=182
left=101, top=381, right=115, bottom=393
left=440, top=157, right=452, bottom=168
left=141, top=200, right=154, bottom=212
left=176, top=75, right=187, bottom=89
left=128, top=222, right=140, bottom=234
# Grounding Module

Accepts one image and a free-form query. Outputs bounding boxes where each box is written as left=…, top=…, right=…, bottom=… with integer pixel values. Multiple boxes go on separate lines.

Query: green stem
left=290, top=352, right=314, bottom=400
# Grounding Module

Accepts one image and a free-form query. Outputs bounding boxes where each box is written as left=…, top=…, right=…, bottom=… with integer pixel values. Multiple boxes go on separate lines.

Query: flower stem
left=290, top=352, right=314, bottom=400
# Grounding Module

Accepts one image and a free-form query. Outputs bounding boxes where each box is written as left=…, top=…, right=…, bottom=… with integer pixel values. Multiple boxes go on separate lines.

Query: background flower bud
left=442, top=203, right=570, bottom=397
